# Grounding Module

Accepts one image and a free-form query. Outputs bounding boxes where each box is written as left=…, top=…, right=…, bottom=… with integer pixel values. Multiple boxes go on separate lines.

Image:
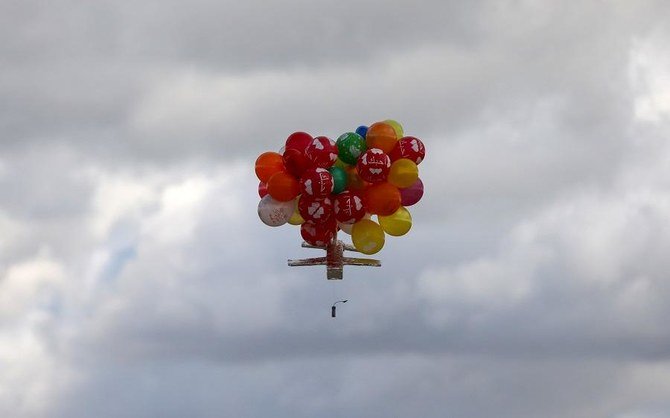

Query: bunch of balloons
left=255, top=120, right=425, bottom=255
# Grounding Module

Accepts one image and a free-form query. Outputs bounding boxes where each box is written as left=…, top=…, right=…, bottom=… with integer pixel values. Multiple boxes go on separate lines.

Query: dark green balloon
left=329, top=166, right=348, bottom=194
left=336, top=132, right=367, bottom=165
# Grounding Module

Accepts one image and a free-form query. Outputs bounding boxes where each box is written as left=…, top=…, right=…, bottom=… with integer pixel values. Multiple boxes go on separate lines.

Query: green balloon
left=329, top=166, right=348, bottom=194
left=336, top=132, right=367, bottom=165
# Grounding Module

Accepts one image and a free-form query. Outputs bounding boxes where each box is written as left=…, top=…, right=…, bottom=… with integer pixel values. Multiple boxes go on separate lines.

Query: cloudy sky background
left=2, top=1, right=670, bottom=417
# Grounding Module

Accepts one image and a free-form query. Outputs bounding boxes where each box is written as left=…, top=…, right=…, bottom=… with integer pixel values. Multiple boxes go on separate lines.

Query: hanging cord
left=331, top=300, right=348, bottom=318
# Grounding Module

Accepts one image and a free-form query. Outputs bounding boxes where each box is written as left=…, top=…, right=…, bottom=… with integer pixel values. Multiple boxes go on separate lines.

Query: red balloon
left=285, top=131, right=313, bottom=152
left=298, top=195, right=333, bottom=223
left=301, top=219, right=337, bottom=246
left=258, top=181, right=268, bottom=198
left=334, top=190, right=366, bottom=224
left=357, top=148, right=391, bottom=183
left=305, top=136, right=338, bottom=168
left=400, top=178, right=424, bottom=206
left=267, top=171, right=300, bottom=202
left=389, top=136, right=425, bottom=164
left=282, top=148, right=310, bottom=177
left=300, top=167, right=334, bottom=198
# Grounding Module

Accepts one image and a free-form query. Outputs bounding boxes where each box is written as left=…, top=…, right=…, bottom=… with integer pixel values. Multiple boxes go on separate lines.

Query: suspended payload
left=255, top=120, right=426, bottom=279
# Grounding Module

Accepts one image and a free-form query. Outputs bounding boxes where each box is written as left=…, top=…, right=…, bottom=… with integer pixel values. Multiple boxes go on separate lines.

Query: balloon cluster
left=255, top=120, right=425, bottom=255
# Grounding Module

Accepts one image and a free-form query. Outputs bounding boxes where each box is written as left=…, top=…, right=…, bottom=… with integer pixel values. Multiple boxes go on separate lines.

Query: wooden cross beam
left=288, top=233, right=381, bottom=280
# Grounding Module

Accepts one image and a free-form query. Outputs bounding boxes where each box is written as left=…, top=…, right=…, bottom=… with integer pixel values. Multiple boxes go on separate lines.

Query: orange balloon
left=255, top=152, right=285, bottom=182
left=267, top=171, right=300, bottom=202
left=345, top=166, right=369, bottom=191
left=366, top=122, right=398, bottom=154
left=364, top=182, right=401, bottom=216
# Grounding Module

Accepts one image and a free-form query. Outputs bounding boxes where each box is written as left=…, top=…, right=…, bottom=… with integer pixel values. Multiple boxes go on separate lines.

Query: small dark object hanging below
left=331, top=300, right=348, bottom=318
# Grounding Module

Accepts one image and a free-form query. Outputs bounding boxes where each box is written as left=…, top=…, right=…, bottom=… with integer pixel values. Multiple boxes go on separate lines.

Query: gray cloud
left=2, top=0, right=664, bottom=164
left=3, top=1, right=670, bottom=418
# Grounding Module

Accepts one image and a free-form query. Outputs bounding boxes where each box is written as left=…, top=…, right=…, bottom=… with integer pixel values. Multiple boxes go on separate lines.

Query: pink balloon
left=400, top=178, right=423, bottom=206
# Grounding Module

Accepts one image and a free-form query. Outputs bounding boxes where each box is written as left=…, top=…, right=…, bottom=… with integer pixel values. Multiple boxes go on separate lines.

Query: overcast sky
left=2, top=1, right=670, bottom=417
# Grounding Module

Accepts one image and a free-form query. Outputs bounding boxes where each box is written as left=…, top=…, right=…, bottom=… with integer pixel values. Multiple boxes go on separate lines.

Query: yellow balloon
left=288, top=197, right=304, bottom=225
left=288, top=209, right=304, bottom=225
left=351, top=219, right=385, bottom=255
left=384, top=119, right=404, bottom=139
left=378, top=206, right=412, bottom=236
left=388, top=158, right=418, bottom=188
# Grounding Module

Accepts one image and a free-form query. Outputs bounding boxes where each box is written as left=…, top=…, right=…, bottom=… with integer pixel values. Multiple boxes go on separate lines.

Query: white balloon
left=258, top=195, right=294, bottom=227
